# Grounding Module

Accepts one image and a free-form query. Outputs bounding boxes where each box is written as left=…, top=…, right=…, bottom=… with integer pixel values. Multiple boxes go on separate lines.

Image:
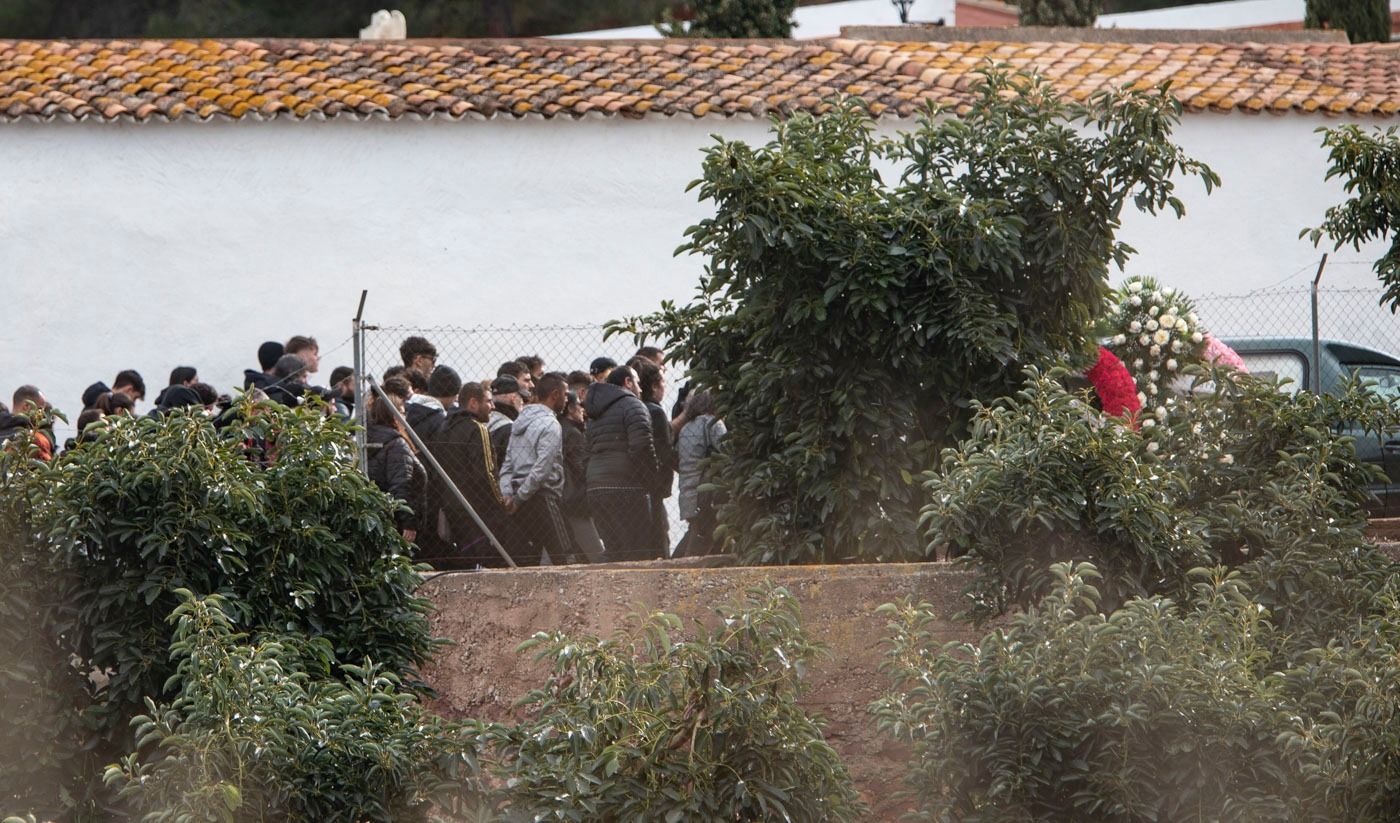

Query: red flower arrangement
left=1084, top=346, right=1142, bottom=422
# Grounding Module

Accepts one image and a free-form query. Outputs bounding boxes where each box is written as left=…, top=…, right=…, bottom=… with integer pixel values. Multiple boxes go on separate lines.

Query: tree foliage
left=1309, top=124, right=1400, bottom=312
left=924, top=366, right=1399, bottom=620
left=105, top=592, right=485, bottom=822
left=0, top=0, right=674, bottom=38
left=611, top=70, right=1216, bottom=565
left=1305, top=0, right=1390, bottom=43
left=658, top=0, right=797, bottom=37
left=487, top=585, right=863, bottom=822
left=1019, top=0, right=1100, bottom=26
left=0, top=402, right=437, bottom=817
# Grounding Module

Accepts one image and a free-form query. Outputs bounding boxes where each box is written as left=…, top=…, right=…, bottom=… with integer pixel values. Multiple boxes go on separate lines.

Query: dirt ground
left=420, top=559, right=983, bottom=821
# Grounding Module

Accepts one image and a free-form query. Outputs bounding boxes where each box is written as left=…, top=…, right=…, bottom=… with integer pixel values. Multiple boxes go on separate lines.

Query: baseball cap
left=490, top=375, right=520, bottom=395
left=589, top=356, right=618, bottom=376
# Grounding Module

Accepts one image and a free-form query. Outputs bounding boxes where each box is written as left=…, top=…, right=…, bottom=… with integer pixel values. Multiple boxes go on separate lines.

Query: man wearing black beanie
left=244, top=341, right=284, bottom=391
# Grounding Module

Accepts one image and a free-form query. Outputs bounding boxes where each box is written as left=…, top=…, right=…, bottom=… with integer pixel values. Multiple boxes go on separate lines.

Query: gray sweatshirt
left=498, top=403, right=564, bottom=502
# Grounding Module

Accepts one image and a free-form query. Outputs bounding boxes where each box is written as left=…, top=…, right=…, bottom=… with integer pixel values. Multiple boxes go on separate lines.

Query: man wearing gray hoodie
left=497, top=373, right=575, bottom=565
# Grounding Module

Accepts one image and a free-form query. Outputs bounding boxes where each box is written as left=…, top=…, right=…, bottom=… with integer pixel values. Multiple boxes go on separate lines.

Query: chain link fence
left=1193, top=285, right=1400, bottom=391
left=354, top=321, right=691, bottom=568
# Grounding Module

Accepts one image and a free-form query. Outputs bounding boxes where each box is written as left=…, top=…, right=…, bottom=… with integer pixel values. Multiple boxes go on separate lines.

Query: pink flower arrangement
left=1202, top=334, right=1247, bottom=373
left=1085, top=346, right=1142, bottom=422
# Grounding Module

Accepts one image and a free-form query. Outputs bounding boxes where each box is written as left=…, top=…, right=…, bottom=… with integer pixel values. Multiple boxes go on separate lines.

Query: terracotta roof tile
left=0, top=36, right=1396, bottom=123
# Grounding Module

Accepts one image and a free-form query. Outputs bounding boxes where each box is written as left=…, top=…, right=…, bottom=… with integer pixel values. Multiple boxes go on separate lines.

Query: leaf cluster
left=486, top=584, right=864, bottom=822
left=879, top=562, right=1360, bottom=823
left=0, top=401, right=437, bottom=816
left=1304, top=0, right=1391, bottom=43
left=106, top=591, right=486, bottom=822
left=656, top=0, right=797, bottom=37
left=924, top=366, right=1400, bottom=621
left=1308, top=124, right=1400, bottom=310
left=611, top=69, right=1216, bottom=565
left=1018, top=0, right=1100, bottom=26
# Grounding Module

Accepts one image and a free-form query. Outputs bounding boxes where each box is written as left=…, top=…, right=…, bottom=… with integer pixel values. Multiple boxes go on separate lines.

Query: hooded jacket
left=82, top=381, right=111, bottom=410
left=498, top=403, right=564, bottom=502
left=243, top=369, right=274, bottom=392
left=584, top=382, right=657, bottom=491
left=406, top=395, right=448, bottom=442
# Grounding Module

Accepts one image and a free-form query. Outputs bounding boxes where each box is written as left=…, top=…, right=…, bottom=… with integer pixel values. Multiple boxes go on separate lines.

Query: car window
left=1239, top=352, right=1307, bottom=393
left=1351, top=366, right=1400, bottom=404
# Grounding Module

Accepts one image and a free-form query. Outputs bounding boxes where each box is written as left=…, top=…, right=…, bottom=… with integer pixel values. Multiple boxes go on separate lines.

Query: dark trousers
left=588, top=488, right=656, bottom=562
left=648, top=497, right=671, bottom=556
left=510, top=492, right=573, bottom=567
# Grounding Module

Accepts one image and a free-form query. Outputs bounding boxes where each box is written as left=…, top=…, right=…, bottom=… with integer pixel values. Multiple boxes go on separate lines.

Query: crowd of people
left=366, top=337, right=727, bottom=568
left=0, top=334, right=727, bottom=569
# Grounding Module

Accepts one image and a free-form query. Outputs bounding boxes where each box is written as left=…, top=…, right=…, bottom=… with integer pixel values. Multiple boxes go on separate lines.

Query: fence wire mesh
left=1193, top=285, right=1400, bottom=391
left=357, top=323, right=690, bottom=568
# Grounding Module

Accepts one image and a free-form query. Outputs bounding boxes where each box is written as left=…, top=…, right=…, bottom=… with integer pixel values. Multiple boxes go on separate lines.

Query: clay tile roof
left=0, top=36, right=1397, bottom=123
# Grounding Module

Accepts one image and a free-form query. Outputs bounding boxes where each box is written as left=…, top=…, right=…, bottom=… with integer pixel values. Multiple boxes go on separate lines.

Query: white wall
left=0, top=110, right=1385, bottom=435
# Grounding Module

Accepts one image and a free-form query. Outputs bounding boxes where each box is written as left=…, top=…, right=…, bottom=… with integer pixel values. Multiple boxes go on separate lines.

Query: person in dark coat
left=427, top=381, right=509, bottom=568
left=561, top=389, right=605, bottom=562
left=365, top=380, right=426, bottom=543
left=631, top=357, right=676, bottom=555
left=244, top=341, right=283, bottom=392
left=584, top=364, right=658, bottom=561
left=407, top=365, right=461, bottom=559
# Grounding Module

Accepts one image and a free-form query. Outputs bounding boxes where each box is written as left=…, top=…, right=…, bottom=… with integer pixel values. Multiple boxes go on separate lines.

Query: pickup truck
left=1223, top=337, right=1400, bottom=517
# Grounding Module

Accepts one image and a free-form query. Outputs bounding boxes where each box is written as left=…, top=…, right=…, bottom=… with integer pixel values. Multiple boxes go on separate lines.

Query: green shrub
left=105, top=591, right=486, bottom=822
left=873, top=563, right=1308, bottom=822
left=611, top=69, right=1216, bottom=565
left=2, top=402, right=437, bottom=815
left=0, top=438, right=99, bottom=817
left=487, top=585, right=863, bottom=822
left=1309, top=124, right=1400, bottom=310
left=657, top=0, right=797, bottom=37
left=924, top=367, right=1399, bottom=619
left=1305, top=0, right=1390, bottom=43
left=1019, top=0, right=1100, bottom=26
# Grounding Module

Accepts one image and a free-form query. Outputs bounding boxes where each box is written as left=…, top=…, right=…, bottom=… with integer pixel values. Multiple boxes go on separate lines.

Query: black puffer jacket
left=561, top=417, right=589, bottom=515
left=584, top=383, right=656, bottom=490
left=366, top=423, right=426, bottom=532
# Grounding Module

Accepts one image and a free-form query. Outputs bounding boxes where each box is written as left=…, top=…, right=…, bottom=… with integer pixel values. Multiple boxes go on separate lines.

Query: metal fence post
left=352, top=290, right=369, bottom=473
left=1311, top=254, right=1327, bottom=393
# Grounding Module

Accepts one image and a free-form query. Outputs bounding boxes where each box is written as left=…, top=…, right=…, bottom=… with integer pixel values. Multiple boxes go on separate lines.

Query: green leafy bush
left=487, top=585, right=863, bottom=822
left=873, top=563, right=1307, bottom=822
left=0, top=439, right=98, bottom=817
left=1309, top=124, right=1400, bottom=311
left=924, top=367, right=1399, bottom=619
left=657, top=0, right=797, bottom=37
left=1, top=402, right=437, bottom=815
left=612, top=69, right=1216, bottom=565
left=1019, top=0, right=1100, bottom=26
left=105, top=591, right=485, bottom=822
left=1305, top=0, right=1390, bottom=43
left=922, top=368, right=1208, bottom=619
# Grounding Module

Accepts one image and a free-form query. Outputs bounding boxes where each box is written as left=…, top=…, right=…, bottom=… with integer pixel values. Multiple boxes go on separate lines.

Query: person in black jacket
left=365, top=380, right=426, bottom=544
left=630, top=357, right=675, bottom=555
left=427, top=381, right=509, bottom=568
left=584, top=364, right=658, bottom=561
left=244, top=341, right=283, bottom=392
left=561, top=389, right=605, bottom=562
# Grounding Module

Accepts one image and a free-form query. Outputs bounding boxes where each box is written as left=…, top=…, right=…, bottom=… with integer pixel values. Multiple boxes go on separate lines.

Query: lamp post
left=892, top=0, right=916, bottom=23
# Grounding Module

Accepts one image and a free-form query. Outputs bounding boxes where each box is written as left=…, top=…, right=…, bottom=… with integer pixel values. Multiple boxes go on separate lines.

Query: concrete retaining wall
left=421, top=561, right=981, bottom=819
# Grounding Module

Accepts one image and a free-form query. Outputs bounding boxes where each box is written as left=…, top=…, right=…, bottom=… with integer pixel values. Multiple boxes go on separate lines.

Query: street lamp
left=892, top=0, right=916, bottom=23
